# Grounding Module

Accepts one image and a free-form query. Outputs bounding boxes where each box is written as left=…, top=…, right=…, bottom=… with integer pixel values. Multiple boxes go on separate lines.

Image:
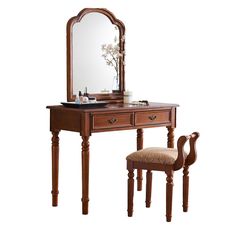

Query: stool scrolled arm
left=185, top=132, right=200, bottom=166
left=174, top=132, right=200, bottom=170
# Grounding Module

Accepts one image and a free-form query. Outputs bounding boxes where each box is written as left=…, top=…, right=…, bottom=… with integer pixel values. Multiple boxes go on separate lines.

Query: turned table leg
left=51, top=130, right=60, bottom=206
left=137, top=129, right=143, bottom=191
left=81, top=136, right=90, bottom=215
left=167, top=127, right=174, bottom=148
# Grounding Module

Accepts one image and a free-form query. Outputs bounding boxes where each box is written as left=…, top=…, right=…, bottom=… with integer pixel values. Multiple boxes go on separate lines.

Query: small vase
left=112, top=76, right=119, bottom=93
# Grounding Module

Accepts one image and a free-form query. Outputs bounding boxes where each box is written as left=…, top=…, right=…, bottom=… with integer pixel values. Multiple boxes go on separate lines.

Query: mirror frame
left=67, top=8, right=125, bottom=102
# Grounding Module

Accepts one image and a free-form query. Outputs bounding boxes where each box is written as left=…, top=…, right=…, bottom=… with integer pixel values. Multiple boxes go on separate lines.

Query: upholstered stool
left=126, top=132, right=199, bottom=222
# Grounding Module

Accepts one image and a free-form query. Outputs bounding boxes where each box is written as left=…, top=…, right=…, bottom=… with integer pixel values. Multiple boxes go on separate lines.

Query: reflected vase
left=112, top=76, right=119, bottom=93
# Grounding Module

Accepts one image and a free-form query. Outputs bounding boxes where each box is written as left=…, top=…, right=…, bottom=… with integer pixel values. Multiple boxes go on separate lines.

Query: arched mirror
left=67, top=8, right=125, bottom=102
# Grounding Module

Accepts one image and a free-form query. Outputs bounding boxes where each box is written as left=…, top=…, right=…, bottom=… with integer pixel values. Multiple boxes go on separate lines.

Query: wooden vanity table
left=47, top=102, right=178, bottom=214
left=47, top=8, right=178, bottom=214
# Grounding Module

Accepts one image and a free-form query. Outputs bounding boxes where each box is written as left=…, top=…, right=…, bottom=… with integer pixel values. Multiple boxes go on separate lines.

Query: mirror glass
left=72, top=12, right=121, bottom=94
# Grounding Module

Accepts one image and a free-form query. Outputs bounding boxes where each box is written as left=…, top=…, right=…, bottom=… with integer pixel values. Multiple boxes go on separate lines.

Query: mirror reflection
left=72, top=12, right=122, bottom=95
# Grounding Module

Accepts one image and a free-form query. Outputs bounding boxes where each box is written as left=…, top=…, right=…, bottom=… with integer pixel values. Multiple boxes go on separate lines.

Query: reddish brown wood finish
left=81, top=136, right=90, bottom=214
left=127, top=170, right=134, bottom=217
left=183, top=165, right=189, bottom=212
left=135, top=110, right=171, bottom=126
left=136, top=128, right=143, bottom=191
left=167, top=126, right=174, bottom=148
left=136, top=128, right=143, bottom=149
left=92, top=112, right=133, bottom=131
left=126, top=132, right=199, bottom=222
left=165, top=169, right=174, bottom=222
left=47, top=102, right=178, bottom=214
left=145, top=170, right=152, bottom=208
left=67, top=8, right=125, bottom=102
left=50, top=109, right=81, bottom=132
left=51, top=131, right=60, bottom=206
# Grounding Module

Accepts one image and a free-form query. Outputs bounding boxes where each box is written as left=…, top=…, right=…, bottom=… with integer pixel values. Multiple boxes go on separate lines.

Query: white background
left=0, top=0, right=236, bottom=235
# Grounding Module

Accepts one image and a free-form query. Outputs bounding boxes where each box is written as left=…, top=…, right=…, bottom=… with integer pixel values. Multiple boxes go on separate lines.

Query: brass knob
left=148, top=115, right=157, bottom=121
left=108, top=117, right=117, bottom=124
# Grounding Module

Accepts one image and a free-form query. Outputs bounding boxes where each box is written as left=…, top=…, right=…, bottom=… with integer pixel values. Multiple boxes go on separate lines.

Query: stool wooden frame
left=127, top=132, right=199, bottom=222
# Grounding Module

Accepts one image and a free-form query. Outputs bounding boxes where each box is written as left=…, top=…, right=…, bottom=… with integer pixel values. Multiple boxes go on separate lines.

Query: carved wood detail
left=167, top=126, right=174, bottom=148
left=175, top=132, right=200, bottom=170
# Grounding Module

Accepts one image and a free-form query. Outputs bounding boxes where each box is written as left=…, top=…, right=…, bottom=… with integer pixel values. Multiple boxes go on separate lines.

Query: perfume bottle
left=79, top=91, right=83, bottom=103
left=83, top=87, right=89, bottom=103
left=75, top=91, right=81, bottom=103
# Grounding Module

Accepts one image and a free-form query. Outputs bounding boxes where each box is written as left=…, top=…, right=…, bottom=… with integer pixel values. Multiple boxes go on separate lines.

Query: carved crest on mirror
left=67, top=8, right=125, bottom=102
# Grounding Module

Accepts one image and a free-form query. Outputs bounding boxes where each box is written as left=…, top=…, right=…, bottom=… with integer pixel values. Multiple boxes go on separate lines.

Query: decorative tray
left=61, top=101, right=108, bottom=108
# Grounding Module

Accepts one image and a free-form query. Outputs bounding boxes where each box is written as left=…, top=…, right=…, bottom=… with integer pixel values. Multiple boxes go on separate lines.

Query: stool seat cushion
left=126, top=147, right=179, bottom=165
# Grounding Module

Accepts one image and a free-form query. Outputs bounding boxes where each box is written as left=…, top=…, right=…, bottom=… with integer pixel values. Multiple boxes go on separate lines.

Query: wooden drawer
left=135, top=110, right=171, bottom=126
left=92, top=113, right=133, bottom=131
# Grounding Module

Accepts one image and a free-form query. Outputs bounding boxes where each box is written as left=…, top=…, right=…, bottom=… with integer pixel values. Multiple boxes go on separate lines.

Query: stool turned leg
left=127, top=169, right=134, bottom=217
left=165, top=170, right=174, bottom=222
left=145, top=170, right=152, bottom=208
left=183, top=165, right=189, bottom=212
left=137, top=170, right=143, bottom=191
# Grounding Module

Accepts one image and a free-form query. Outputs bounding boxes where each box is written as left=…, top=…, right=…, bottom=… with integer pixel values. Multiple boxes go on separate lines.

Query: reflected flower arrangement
left=101, top=27, right=125, bottom=89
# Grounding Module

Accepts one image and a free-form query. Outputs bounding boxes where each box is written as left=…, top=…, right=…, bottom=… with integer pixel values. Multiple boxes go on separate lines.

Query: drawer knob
left=108, top=117, right=117, bottom=124
left=148, top=115, right=157, bottom=121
